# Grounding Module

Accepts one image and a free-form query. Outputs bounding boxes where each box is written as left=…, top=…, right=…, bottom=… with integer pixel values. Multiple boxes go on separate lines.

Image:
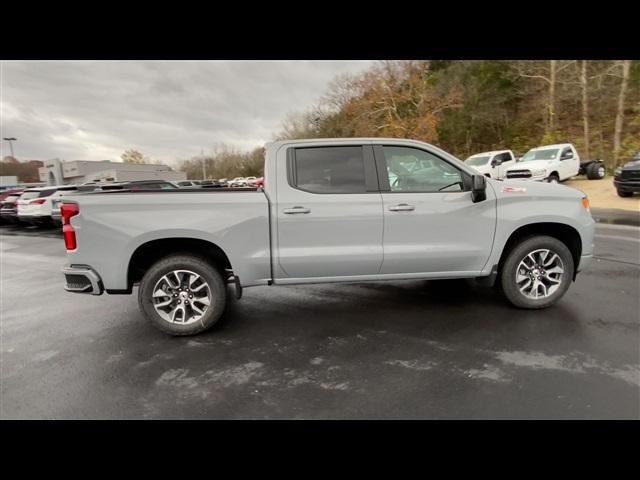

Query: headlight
left=531, top=168, right=546, bottom=176
left=614, top=167, right=622, bottom=177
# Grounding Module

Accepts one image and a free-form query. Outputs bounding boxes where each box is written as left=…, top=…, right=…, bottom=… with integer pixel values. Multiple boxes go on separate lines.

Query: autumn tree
left=121, top=149, right=149, bottom=164
left=179, top=144, right=264, bottom=180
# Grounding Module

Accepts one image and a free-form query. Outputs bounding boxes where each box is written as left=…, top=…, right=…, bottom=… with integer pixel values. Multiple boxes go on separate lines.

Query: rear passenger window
left=292, top=146, right=366, bottom=194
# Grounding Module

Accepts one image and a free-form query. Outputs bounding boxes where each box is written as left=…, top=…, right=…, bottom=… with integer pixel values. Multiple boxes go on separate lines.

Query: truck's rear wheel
left=586, top=162, right=605, bottom=180
left=138, top=254, right=227, bottom=336
left=500, top=236, right=574, bottom=309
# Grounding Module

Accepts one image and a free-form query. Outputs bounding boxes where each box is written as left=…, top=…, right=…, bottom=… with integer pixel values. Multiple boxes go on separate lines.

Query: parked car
left=97, top=180, right=179, bottom=191
left=173, top=180, right=201, bottom=188
left=245, top=176, right=258, bottom=186
left=18, top=186, right=79, bottom=226
left=254, top=177, right=264, bottom=187
left=200, top=179, right=227, bottom=188
left=0, top=188, right=24, bottom=202
left=465, top=150, right=517, bottom=180
left=0, top=191, right=24, bottom=224
left=505, top=143, right=580, bottom=183
left=227, top=177, right=247, bottom=187
left=60, top=138, right=595, bottom=337
left=613, top=151, right=640, bottom=197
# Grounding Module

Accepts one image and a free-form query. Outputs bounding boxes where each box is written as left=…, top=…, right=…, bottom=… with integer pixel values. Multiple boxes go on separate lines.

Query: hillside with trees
left=278, top=60, right=639, bottom=168
left=177, top=60, right=638, bottom=179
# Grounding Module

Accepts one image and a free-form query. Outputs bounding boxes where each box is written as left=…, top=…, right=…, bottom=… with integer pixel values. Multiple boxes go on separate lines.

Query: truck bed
left=65, top=189, right=272, bottom=291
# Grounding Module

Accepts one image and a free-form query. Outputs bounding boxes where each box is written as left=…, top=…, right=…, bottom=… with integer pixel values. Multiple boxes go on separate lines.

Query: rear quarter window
left=37, top=190, right=56, bottom=198
left=291, top=146, right=367, bottom=194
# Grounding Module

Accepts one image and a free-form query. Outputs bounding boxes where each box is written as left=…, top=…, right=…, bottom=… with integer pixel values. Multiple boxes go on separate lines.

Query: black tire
left=586, top=162, right=605, bottom=180
left=138, top=254, right=227, bottom=336
left=617, top=189, right=632, bottom=197
left=500, top=236, right=574, bottom=309
left=546, top=173, right=560, bottom=184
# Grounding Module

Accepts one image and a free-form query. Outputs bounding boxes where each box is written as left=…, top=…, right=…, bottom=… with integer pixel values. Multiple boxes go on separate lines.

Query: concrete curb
left=591, top=208, right=640, bottom=227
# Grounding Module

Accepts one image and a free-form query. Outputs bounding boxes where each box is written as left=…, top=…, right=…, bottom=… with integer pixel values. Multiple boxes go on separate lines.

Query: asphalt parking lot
left=1, top=221, right=639, bottom=419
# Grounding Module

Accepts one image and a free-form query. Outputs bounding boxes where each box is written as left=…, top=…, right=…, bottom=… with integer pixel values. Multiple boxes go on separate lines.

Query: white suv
left=18, top=186, right=78, bottom=226
left=505, top=143, right=580, bottom=183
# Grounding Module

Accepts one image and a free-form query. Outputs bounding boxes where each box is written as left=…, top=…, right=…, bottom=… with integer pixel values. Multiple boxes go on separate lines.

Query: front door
left=375, top=144, right=496, bottom=275
left=559, top=146, right=579, bottom=179
left=275, top=144, right=384, bottom=279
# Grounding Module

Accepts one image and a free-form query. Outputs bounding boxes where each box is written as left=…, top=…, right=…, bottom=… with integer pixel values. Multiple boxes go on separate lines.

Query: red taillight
left=61, top=203, right=80, bottom=250
left=29, top=198, right=46, bottom=205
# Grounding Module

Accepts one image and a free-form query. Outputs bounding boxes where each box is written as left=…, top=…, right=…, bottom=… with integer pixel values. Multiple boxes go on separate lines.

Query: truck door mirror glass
left=491, top=158, right=502, bottom=167
left=471, top=174, right=486, bottom=203
left=562, top=151, right=574, bottom=160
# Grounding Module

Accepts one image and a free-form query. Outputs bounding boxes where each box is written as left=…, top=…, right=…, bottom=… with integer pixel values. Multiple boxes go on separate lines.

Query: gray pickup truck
left=61, top=138, right=595, bottom=336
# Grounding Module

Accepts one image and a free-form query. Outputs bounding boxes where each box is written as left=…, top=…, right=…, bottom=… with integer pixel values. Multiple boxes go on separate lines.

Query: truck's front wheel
left=138, top=254, right=227, bottom=336
left=500, top=236, right=574, bottom=309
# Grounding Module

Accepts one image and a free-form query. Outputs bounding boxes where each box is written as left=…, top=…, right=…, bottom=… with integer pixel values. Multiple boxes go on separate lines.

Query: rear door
left=275, top=143, right=384, bottom=279
left=374, top=144, right=496, bottom=275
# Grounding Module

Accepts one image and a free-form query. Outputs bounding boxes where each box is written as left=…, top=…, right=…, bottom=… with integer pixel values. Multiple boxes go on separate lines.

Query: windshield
left=465, top=156, right=491, bottom=166
left=521, top=148, right=559, bottom=162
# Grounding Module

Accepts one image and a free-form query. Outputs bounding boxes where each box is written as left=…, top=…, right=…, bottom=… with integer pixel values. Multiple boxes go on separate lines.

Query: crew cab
left=60, top=138, right=595, bottom=336
left=465, top=150, right=517, bottom=180
left=505, top=143, right=580, bottom=183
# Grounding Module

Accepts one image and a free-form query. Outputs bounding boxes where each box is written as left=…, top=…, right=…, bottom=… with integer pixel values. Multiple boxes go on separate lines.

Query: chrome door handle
left=283, top=206, right=311, bottom=214
left=388, top=203, right=415, bottom=212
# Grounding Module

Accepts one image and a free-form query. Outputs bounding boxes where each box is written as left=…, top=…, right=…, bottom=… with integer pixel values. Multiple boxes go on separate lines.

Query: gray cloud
left=1, top=60, right=373, bottom=166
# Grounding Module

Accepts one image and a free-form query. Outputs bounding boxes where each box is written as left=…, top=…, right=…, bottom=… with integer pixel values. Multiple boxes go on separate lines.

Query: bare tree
left=613, top=60, right=632, bottom=165
left=513, top=60, right=575, bottom=138
left=580, top=60, right=590, bottom=159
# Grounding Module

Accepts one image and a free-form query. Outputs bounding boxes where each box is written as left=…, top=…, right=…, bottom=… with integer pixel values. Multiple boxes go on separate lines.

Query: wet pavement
left=1, top=223, right=638, bottom=419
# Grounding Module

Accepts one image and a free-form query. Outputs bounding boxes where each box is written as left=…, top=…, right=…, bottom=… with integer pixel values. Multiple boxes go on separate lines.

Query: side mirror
left=491, top=158, right=502, bottom=167
left=562, top=152, right=574, bottom=160
left=471, top=174, right=487, bottom=203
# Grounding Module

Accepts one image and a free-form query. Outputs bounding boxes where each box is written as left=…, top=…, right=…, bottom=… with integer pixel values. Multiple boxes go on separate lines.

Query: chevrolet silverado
left=60, top=138, right=595, bottom=336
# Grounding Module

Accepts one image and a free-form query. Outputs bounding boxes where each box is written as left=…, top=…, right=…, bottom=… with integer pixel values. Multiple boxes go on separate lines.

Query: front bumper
left=62, top=265, right=104, bottom=295
left=18, top=214, right=51, bottom=225
left=0, top=210, right=18, bottom=222
left=613, top=178, right=640, bottom=192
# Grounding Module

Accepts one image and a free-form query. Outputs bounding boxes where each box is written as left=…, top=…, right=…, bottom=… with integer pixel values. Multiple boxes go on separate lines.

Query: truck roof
left=529, top=143, right=574, bottom=150
left=468, top=149, right=512, bottom=157
left=267, top=137, right=438, bottom=147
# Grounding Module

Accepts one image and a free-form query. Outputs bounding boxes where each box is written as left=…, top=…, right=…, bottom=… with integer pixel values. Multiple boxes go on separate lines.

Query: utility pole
left=3, top=137, right=17, bottom=159
left=201, top=148, right=207, bottom=179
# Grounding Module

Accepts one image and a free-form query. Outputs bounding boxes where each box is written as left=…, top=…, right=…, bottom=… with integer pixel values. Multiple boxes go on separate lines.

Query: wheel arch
left=497, top=222, right=582, bottom=281
left=126, top=237, right=233, bottom=291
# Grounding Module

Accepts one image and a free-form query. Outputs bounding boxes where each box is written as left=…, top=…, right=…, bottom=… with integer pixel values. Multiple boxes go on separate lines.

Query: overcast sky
left=1, top=61, right=373, bottom=165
